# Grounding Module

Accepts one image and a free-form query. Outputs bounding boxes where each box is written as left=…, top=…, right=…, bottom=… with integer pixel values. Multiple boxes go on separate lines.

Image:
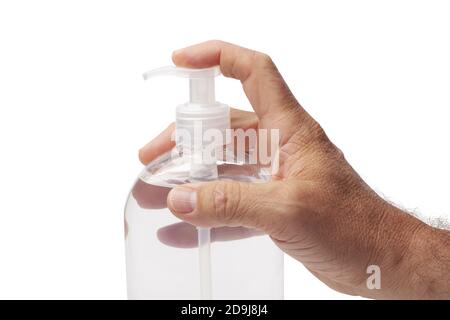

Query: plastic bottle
left=124, top=65, right=284, bottom=299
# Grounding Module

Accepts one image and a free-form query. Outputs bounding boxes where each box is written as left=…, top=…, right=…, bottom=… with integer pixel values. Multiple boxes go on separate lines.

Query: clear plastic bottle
left=124, top=66, right=283, bottom=299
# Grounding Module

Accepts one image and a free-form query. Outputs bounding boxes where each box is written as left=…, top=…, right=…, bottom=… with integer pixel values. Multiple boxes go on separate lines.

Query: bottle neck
left=176, top=143, right=220, bottom=181
left=175, top=100, right=230, bottom=181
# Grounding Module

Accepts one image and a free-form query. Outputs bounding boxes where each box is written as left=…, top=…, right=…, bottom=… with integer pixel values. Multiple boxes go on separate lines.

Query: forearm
left=364, top=202, right=450, bottom=299
left=405, top=223, right=450, bottom=299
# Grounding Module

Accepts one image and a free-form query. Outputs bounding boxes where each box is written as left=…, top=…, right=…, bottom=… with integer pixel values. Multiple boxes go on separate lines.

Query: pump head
left=143, top=66, right=230, bottom=167
left=143, top=66, right=220, bottom=105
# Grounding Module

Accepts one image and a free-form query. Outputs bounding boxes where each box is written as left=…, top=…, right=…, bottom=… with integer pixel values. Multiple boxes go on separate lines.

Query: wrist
left=405, top=224, right=450, bottom=299
left=352, top=197, right=437, bottom=299
left=371, top=205, right=450, bottom=299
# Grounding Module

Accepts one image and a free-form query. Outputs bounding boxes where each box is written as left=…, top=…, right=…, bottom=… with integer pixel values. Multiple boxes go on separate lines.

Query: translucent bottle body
left=124, top=150, right=284, bottom=299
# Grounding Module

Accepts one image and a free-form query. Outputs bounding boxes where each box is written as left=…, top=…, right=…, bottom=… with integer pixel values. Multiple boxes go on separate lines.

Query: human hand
left=138, top=40, right=450, bottom=299
left=131, top=179, right=263, bottom=248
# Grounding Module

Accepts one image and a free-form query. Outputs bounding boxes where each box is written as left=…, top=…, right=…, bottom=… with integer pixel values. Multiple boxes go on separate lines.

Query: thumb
left=167, top=180, right=292, bottom=235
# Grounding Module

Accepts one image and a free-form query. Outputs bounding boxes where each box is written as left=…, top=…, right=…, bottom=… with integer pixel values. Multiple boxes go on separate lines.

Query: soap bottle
left=124, top=65, right=284, bottom=299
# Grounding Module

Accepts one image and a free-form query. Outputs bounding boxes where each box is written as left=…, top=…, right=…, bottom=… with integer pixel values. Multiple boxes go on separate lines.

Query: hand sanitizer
left=124, top=65, right=284, bottom=299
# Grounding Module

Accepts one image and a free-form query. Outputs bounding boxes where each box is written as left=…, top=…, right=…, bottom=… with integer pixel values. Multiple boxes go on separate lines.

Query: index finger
left=172, top=40, right=302, bottom=121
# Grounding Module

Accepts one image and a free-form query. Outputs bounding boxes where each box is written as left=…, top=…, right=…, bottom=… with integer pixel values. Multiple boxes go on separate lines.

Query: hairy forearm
left=406, top=224, right=450, bottom=299
left=376, top=205, right=450, bottom=299
left=353, top=196, right=450, bottom=299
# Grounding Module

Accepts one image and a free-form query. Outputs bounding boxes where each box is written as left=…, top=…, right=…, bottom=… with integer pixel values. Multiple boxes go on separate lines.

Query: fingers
left=139, top=123, right=175, bottom=165
left=166, top=180, right=294, bottom=235
left=229, top=108, right=258, bottom=130
left=156, top=222, right=197, bottom=248
left=156, top=222, right=263, bottom=248
left=138, top=108, right=258, bottom=165
left=131, top=179, right=171, bottom=209
left=172, top=40, right=303, bottom=124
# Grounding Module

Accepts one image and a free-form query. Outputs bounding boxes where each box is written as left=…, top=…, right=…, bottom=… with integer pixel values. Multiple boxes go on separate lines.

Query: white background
left=0, top=0, right=449, bottom=299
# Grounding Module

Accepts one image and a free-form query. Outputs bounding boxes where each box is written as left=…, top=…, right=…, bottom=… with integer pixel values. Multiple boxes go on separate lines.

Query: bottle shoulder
left=138, top=149, right=271, bottom=188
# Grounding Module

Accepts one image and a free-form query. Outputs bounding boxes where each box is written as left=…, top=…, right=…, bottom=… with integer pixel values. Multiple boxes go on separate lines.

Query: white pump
left=143, top=66, right=219, bottom=104
left=143, top=66, right=230, bottom=299
left=143, top=66, right=230, bottom=161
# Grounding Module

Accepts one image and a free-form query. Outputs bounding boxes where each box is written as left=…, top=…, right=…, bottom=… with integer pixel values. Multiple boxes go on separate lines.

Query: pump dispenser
left=143, top=66, right=229, bottom=181
left=125, top=65, right=284, bottom=300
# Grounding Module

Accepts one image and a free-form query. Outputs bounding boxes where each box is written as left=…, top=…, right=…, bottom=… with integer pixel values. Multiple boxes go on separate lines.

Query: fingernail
left=169, top=187, right=197, bottom=213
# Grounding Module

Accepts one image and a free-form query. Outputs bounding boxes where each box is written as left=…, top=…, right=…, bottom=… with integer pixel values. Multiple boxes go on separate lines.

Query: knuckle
left=206, top=39, right=225, bottom=47
left=212, top=182, right=228, bottom=222
left=290, top=118, right=331, bottom=152
left=213, top=182, right=244, bottom=224
left=307, top=119, right=328, bottom=143
left=333, top=146, right=346, bottom=162
left=254, top=51, right=274, bottom=68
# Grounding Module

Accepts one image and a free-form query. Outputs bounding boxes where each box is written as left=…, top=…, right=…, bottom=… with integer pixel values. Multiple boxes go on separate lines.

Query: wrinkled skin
left=138, top=40, right=450, bottom=299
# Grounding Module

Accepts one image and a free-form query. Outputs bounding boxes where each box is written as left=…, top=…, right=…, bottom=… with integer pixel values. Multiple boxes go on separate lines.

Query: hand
left=131, top=179, right=263, bottom=248
left=139, top=40, right=450, bottom=299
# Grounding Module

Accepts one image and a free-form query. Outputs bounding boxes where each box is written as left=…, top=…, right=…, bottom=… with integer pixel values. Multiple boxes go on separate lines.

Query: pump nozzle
left=143, top=65, right=220, bottom=80
left=143, top=65, right=230, bottom=168
left=144, top=66, right=226, bottom=299
left=143, top=66, right=220, bottom=104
